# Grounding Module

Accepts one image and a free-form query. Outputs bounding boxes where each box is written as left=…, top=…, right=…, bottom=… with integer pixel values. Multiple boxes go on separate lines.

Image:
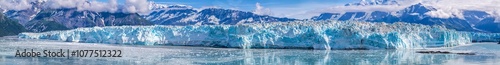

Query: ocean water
left=1, top=36, right=499, bottom=65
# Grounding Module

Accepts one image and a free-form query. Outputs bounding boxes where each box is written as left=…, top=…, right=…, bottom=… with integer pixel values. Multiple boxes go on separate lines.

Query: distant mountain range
left=311, top=0, right=500, bottom=33
left=0, top=1, right=296, bottom=34
left=26, top=8, right=152, bottom=32
left=344, top=0, right=399, bottom=6
left=145, top=4, right=298, bottom=25
left=1, top=0, right=500, bottom=36
left=3, top=1, right=152, bottom=32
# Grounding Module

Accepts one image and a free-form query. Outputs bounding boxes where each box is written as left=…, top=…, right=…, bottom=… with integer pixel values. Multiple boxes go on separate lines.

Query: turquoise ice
left=18, top=21, right=500, bottom=49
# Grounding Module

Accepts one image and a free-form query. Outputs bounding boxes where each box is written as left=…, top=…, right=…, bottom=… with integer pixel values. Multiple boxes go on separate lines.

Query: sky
left=96, top=0, right=361, bottom=19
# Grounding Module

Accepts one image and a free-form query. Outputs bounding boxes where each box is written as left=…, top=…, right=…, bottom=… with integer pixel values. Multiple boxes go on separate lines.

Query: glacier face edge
left=18, top=20, right=500, bottom=50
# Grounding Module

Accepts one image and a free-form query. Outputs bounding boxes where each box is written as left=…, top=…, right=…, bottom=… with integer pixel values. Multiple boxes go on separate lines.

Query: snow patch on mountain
left=424, top=9, right=462, bottom=19
left=207, top=15, right=220, bottom=24
left=149, top=3, right=192, bottom=10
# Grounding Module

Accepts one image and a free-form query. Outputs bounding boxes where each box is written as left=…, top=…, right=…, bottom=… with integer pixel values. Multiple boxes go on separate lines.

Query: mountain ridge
left=311, top=2, right=500, bottom=33
left=2, top=0, right=500, bottom=33
left=0, top=13, right=27, bottom=37
left=145, top=4, right=298, bottom=25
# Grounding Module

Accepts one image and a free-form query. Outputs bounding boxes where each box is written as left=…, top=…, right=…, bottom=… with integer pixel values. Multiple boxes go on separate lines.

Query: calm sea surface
left=1, top=36, right=499, bottom=65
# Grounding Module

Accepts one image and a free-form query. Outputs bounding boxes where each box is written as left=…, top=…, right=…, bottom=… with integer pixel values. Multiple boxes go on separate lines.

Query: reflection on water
left=172, top=49, right=484, bottom=65
left=0, top=37, right=499, bottom=65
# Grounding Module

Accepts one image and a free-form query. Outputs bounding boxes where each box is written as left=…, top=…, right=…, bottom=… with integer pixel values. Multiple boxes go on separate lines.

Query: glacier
left=18, top=20, right=500, bottom=50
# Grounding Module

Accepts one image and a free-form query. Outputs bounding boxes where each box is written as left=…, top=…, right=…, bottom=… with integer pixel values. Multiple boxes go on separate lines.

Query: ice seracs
left=20, top=20, right=500, bottom=50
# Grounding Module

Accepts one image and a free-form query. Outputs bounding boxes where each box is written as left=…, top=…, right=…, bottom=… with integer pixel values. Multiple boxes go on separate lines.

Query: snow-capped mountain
left=148, top=3, right=192, bottom=10
left=26, top=8, right=152, bottom=32
left=2, top=0, right=44, bottom=26
left=2, top=1, right=152, bottom=32
left=312, top=0, right=500, bottom=33
left=2, top=1, right=297, bottom=32
left=344, top=0, right=399, bottom=6
left=5, top=0, right=498, bottom=33
left=145, top=4, right=298, bottom=25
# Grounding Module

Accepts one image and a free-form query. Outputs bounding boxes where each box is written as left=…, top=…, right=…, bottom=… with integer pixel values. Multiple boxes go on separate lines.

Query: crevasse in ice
left=18, top=21, right=500, bottom=49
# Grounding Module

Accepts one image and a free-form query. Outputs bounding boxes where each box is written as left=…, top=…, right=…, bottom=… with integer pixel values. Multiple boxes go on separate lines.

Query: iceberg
left=17, top=20, right=500, bottom=50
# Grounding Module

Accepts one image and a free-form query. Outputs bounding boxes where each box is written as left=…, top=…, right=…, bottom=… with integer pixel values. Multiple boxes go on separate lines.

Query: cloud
left=47, top=0, right=145, bottom=13
left=124, top=0, right=150, bottom=15
left=421, top=0, right=500, bottom=21
left=46, top=0, right=119, bottom=13
left=315, top=0, right=421, bottom=13
left=424, top=9, right=457, bottom=19
left=0, top=0, right=32, bottom=11
left=253, top=2, right=272, bottom=15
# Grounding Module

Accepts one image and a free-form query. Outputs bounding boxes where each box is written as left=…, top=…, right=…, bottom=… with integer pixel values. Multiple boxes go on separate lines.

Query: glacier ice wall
left=470, top=33, right=500, bottom=42
left=19, top=21, right=495, bottom=50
